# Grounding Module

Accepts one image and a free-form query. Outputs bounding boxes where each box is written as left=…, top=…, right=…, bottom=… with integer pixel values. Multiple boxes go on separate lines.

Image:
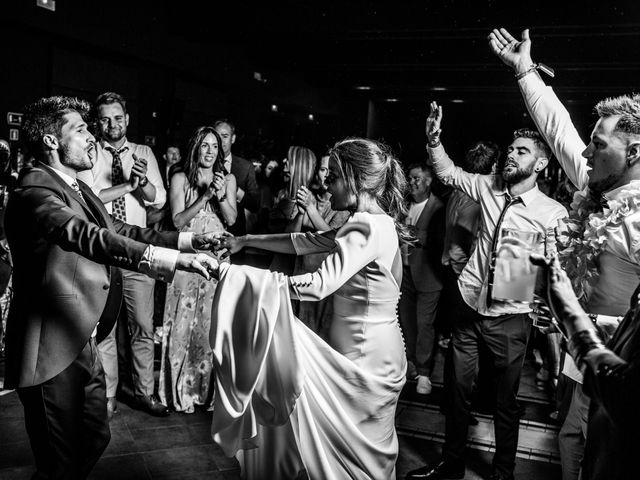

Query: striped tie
left=106, top=146, right=129, bottom=221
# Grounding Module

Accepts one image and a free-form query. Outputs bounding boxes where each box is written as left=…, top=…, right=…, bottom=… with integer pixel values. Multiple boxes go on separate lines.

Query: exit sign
left=7, top=112, right=23, bottom=126
left=36, top=0, right=56, bottom=12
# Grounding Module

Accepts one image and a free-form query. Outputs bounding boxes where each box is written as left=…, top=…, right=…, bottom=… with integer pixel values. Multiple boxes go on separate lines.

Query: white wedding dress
left=210, top=212, right=407, bottom=479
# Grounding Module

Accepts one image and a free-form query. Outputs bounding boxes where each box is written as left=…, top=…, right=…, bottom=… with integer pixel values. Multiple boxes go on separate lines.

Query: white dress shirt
left=518, top=73, right=640, bottom=381
left=428, top=144, right=568, bottom=317
left=77, top=140, right=166, bottom=228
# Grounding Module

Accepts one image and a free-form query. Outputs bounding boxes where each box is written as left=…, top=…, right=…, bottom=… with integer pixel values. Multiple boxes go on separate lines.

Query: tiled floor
left=0, top=346, right=561, bottom=479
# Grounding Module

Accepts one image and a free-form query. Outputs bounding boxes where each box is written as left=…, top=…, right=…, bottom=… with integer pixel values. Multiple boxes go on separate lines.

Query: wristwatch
left=138, top=176, right=149, bottom=187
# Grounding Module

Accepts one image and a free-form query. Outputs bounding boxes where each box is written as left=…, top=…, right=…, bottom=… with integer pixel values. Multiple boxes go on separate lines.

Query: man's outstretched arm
left=488, top=27, right=589, bottom=189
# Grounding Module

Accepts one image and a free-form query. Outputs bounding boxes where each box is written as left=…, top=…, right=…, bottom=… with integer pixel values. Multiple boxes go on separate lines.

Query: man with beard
left=78, top=92, right=169, bottom=417
left=398, top=163, right=444, bottom=394
left=488, top=27, right=640, bottom=480
left=4, top=96, right=220, bottom=479
left=406, top=103, right=567, bottom=480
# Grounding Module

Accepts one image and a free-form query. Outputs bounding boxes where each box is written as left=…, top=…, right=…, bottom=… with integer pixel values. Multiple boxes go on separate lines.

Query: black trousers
left=443, top=301, right=531, bottom=476
left=17, top=338, right=110, bottom=480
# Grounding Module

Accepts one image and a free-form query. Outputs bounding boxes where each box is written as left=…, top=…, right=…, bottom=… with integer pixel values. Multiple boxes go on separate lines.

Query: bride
left=207, top=138, right=411, bottom=479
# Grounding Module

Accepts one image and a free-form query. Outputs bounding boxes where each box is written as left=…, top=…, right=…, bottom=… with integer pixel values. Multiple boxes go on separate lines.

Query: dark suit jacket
left=4, top=163, right=180, bottom=388
left=228, top=154, right=259, bottom=236
left=406, top=194, right=445, bottom=292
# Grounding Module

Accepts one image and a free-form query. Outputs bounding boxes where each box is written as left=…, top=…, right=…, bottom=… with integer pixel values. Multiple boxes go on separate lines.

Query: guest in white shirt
left=407, top=104, right=567, bottom=480
left=78, top=92, right=169, bottom=418
left=489, top=27, right=640, bottom=480
left=399, top=164, right=445, bottom=395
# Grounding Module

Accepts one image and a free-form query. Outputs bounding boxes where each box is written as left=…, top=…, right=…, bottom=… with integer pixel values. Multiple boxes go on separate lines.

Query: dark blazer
left=406, top=194, right=445, bottom=293
left=3, top=163, right=180, bottom=388
left=228, top=154, right=259, bottom=236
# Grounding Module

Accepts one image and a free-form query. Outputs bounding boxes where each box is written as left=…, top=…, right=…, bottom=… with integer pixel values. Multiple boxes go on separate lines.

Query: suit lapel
left=415, top=194, right=441, bottom=230
left=39, top=164, right=100, bottom=224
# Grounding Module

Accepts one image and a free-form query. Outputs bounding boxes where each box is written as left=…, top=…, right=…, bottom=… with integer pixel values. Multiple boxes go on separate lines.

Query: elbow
left=172, top=215, right=186, bottom=230
left=225, top=213, right=237, bottom=227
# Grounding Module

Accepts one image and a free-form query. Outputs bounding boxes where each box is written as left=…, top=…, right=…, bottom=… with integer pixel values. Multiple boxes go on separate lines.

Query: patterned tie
left=486, top=192, right=523, bottom=309
left=70, top=180, right=85, bottom=202
left=106, top=146, right=129, bottom=222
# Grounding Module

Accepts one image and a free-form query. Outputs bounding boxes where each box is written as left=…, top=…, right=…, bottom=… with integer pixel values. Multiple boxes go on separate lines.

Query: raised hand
left=175, top=252, right=219, bottom=280
left=488, top=28, right=533, bottom=74
left=426, top=101, right=443, bottom=145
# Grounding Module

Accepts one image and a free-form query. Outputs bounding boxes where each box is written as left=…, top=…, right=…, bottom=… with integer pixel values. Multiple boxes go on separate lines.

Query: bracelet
left=567, top=329, right=605, bottom=369
left=427, top=139, right=441, bottom=149
left=138, top=176, right=149, bottom=187
left=515, top=62, right=555, bottom=80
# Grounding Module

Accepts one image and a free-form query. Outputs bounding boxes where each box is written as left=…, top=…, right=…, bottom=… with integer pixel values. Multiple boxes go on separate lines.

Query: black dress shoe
left=132, top=395, right=170, bottom=417
left=406, top=460, right=465, bottom=479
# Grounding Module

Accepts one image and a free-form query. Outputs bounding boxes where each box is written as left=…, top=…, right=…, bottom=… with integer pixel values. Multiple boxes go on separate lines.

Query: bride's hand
left=216, top=231, right=245, bottom=259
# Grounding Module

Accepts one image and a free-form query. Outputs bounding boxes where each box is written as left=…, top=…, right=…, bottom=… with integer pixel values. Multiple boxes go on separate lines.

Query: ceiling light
left=385, top=98, right=399, bottom=102
left=308, top=114, right=315, bottom=121
left=355, top=86, right=372, bottom=90
left=451, top=99, right=464, bottom=104
left=271, top=104, right=278, bottom=112
left=432, top=87, right=447, bottom=91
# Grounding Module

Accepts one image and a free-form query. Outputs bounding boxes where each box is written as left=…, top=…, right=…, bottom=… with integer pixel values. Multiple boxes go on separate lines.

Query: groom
left=3, top=96, right=220, bottom=479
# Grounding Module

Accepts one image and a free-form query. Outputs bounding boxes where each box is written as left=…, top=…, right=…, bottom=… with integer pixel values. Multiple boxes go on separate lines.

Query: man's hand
left=236, top=186, right=245, bottom=203
left=530, top=254, right=584, bottom=335
left=192, top=232, right=225, bottom=251
left=130, top=153, right=148, bottom=187
left=488, top=28, right=533, bottom=75
left=426, top=101, right=443, bottom=145
left=175, top=252, right=219, bottom=280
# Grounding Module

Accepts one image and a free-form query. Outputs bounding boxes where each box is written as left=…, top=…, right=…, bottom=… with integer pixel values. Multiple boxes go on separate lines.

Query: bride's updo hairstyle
left=329, top=138, right=412, bottom=244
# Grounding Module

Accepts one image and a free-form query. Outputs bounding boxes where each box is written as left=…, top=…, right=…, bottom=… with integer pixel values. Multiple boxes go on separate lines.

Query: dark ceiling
left=166, top=0, right=640, bottom=104
left=4, top=0, right=640, bottom=159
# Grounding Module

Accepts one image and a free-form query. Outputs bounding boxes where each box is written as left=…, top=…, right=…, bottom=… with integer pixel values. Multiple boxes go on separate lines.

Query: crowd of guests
left=0, top=25, right=638, bottom=480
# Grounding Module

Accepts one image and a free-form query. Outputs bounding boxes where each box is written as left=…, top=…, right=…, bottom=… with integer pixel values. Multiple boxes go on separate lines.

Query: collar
left=47, top=165, right=77, bottom=187
left=603, top=180, right=640, bottom=202
left=496, top=181, right=540, bottom=207
left=224, top=153, right=232, bottom=164
left=100, top=138, right=131, bottom=153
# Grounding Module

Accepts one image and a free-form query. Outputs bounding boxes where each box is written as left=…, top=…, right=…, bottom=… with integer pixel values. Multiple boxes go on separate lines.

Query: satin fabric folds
left=210, top=215, right=406, bottom=480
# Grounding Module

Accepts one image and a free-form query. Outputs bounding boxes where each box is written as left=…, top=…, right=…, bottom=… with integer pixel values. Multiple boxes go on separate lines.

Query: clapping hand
left=295, top=186, right=315, bottom=215
left=212, top=172, right=226, bottom=201
left=175, top=252, right=220, bottom=280
left=426, top=101, right=443, bottom=145
left=488, top=28, right=533, bottom=74
left=130, top=153, right=148, bottom=188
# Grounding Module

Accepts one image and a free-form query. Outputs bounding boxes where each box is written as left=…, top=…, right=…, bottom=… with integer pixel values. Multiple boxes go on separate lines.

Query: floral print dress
left=159, top=185, right=225, bottom=413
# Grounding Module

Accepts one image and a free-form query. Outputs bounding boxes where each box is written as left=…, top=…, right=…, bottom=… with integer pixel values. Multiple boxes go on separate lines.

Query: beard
left=101, top=126, right=126, bottom=143
left=502, top=162, right=536, bottom=184
left=588, top=171, right=624, bottom=195
left=61, top=143, right=92, bottom=171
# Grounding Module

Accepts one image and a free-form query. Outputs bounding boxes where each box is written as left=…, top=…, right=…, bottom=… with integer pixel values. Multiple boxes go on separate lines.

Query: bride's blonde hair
left=329, top=138, right=412, bottom=244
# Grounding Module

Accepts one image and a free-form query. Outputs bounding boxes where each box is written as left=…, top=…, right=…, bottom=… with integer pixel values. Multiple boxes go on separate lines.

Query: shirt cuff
left=426, top=144, right=454, bottom=178
left=178, top=232, right=196, bottom=252
left=138, top=245, right=179, bottom=283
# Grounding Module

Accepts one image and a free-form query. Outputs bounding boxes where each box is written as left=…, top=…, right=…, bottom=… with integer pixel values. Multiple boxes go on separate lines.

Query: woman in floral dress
left=159, top=126, right=237, bottom=413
